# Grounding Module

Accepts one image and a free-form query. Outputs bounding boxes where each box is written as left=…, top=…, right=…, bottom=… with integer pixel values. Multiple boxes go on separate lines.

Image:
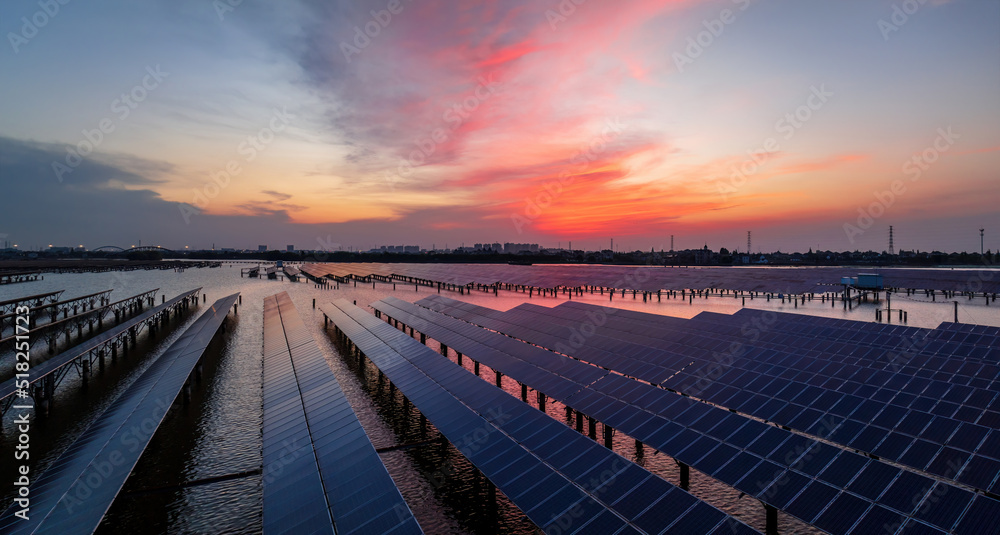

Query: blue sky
left=1, top=0, right=998, bottom=253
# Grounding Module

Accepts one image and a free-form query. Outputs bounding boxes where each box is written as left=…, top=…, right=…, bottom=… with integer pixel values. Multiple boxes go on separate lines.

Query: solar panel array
left=321, top=299, right=761, bottom=535
left=0, top=293, right=239, bottom=535
left=419, top=295, right=1000, bottom=493
left=261, top=292, right=420, bottom=535
left=413, top=294, right=1000, bottom=534
left=0, top=287, right=202, bottom=411
left=301, top=263, right=1000, bottom=294
left=552, top=303, right=1000, bottom=493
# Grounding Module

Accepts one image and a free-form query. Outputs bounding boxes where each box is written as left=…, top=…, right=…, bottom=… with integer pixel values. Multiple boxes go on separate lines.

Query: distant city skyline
left=1, top=1, right=998, bottom=253
left=3, top=229, right=995, bottom=255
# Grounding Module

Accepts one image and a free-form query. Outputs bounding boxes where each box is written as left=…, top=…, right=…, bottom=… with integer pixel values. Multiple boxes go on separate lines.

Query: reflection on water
left=1, top=265, right=997, bottom=533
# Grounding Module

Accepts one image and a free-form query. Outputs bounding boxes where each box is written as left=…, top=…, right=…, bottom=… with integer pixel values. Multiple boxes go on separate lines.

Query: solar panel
left=262, top=292, right=420, bottom=535
left=418, top=296, right=999, bottom=494
left=0, top=293, right=239, bottom=535
left=323, top=299, right=759, bottom=535
left=370, top=297, right=976, bottom=534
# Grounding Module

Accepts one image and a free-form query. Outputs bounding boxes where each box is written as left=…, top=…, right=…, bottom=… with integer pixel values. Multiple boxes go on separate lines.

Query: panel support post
left=765, top=504, right=778, bottom=535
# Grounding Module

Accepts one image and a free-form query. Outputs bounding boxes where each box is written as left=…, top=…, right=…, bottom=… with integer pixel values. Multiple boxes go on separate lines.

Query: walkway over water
left=321, top=299, right=760, bottom=535
left=0, top=288, right=203, bottom=419
left=261, top=292, right=420, bottom=535
left=0, top=293, right=238, bottom=535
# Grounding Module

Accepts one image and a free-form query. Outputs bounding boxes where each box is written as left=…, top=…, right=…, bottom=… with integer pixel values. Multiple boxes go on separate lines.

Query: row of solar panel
left=381, top=297, right=999, bottom=534
left=474, top=300, right=1000, bottom=495
left=0, top=293, right=239, bottom=535
left=0, top=287, right=202, bottom=404
left=323, top=299, right=760, bottom=535
left=409, top=296, right=1000, bottom=532
left=553, top=302, right=1000, bottom=426
left=508, top=302, right=1000, bottom=443
left=303, top=262, right=1000, bottom=294
left=713, top=308, right=998, bottom=364
left=261, top=292, right=420, bottom=535
left=559, top=301, right=995, bottom=366
left=602, top=307, right=1000, bottom=402
left=412, top=298, right=998, bottom=496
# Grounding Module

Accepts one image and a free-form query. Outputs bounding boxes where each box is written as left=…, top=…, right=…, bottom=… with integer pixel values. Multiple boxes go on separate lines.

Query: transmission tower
left=981, top=228, right=986, bottom=255
left=747, top=231, right=751, bottom=254
left=889, top=226, right=894, bottom=255
left=670, top=235, right=674, bottom=252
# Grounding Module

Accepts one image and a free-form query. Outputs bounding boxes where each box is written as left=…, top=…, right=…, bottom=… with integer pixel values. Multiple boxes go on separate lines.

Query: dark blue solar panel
left=817, top=452, right=868, bottom=488
left=879, top=471, right=935, bottom=515
left=847, top=462, right=900, bottom=501
left=850, top=504, right=906, bottom=535
left=262, top=293, right=420, bottom=535
left=407, top=295, right=995, bottom=531
left=784, top=481, right=839, bottom=524
left=912, top=483, right=974, bottom=532
left=329, top=299, right=751, bottom=535
left=813, top=492, right=870, bottom=535
left=0, top=293, right=238, bottom=535
left=954, top=496, right=1000, bottom=535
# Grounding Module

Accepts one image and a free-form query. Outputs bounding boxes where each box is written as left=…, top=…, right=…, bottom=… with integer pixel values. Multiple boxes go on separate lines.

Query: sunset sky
left=1, top=0, right=998, bottom=253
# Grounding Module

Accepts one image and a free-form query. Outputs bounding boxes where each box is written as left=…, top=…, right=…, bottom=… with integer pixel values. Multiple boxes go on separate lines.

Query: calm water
left=1, top=264, right=998, bottom=534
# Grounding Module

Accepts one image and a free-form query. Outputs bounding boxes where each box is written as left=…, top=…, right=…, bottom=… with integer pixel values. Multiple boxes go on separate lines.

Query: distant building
left=258, top=245, right=267, bottom=252
left=379, top=244, right=420, bottom=253
left=286, top=245, right=295, bottom=252
left=504, top=243, right=539, bottom=254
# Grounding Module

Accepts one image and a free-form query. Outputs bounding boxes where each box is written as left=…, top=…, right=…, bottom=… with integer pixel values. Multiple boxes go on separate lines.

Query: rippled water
left=1, top=264, right=997, bottom=533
